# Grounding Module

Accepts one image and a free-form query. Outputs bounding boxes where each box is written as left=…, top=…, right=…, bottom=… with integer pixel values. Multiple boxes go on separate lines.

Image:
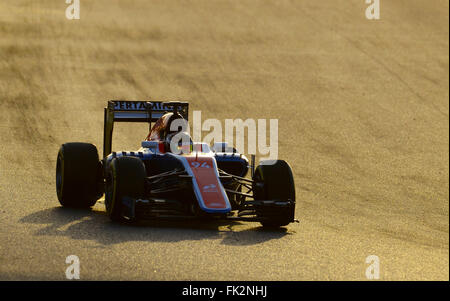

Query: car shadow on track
left=19, top=206, right=293, bottom=246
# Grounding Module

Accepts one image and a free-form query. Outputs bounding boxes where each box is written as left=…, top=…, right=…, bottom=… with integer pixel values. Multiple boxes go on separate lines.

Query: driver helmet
left=164, top=113, right=192, bottom=153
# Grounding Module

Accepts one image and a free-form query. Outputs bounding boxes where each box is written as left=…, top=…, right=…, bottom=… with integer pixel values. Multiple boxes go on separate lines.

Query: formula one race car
left=56, top=101, right=297, bottom=227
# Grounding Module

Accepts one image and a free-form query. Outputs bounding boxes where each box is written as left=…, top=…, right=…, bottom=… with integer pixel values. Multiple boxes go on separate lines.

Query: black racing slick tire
left=56, top=142, right=101, bottom=208
left=105, top=156, right=146, bottom=222
left=253, top=160, right=296, bottom=227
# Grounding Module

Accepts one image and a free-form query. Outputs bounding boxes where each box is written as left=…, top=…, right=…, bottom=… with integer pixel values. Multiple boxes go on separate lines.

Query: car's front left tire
left=252, top=160, right=296, bottom=227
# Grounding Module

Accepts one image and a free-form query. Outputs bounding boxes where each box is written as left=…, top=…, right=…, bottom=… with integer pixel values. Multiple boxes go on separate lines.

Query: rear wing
left=103, top=100, right=189, bottom=158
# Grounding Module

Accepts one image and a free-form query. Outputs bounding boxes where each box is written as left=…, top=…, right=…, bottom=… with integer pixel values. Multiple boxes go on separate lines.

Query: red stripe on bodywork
left=185, top=156, right=228, bottom=210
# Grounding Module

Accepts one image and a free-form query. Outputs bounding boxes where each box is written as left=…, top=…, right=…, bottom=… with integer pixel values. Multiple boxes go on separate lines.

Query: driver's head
left=166, top=112, right=186, bottom=136
left=164, top=113, right=192, bottom=153
left=165, top=131, right=193, bottom=154
left=147, top=112, right=185, bottom=142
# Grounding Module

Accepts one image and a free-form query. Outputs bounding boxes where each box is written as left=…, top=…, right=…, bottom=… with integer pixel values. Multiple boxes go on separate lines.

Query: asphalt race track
left=0, top=0, right=448, bottom=280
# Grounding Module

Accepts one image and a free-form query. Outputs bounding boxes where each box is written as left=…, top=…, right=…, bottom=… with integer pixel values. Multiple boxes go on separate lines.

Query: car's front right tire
left=105, top=156, right=146, bottom=222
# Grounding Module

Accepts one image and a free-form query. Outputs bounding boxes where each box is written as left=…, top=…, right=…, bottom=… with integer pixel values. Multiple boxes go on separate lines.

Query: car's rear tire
left=253, top=160, right=296, bottom=227
left=105, top=156, right=146, bottom=222
left=56, top=142, right=101, bottom=208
